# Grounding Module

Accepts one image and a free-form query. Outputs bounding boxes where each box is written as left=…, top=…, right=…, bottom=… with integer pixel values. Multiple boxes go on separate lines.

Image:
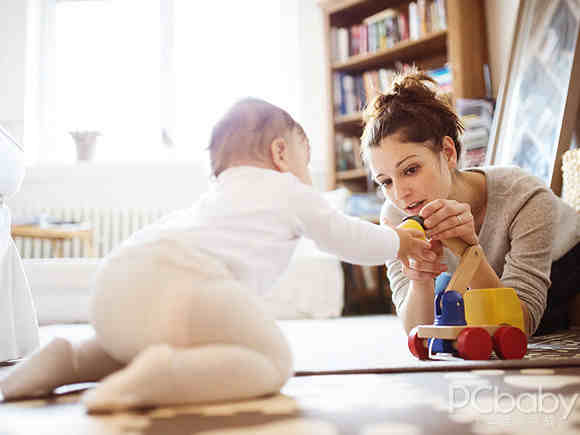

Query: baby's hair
left=360, top=69, right=464, bottom=164
left=208, top=98, right=304, bottom=178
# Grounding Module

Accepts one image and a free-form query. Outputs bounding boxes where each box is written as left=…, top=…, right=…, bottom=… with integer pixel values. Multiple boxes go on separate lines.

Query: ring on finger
left=457, top=214, right=463, bottom=224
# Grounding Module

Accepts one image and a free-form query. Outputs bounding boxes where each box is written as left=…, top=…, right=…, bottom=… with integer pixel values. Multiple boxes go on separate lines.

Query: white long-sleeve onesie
left=1, top=166, right=400, bottom=410
left=142, top=166, right=400, bottom=296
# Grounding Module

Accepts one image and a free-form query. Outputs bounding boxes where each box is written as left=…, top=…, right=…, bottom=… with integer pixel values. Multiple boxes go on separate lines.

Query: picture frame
left=487, top=0, right=580, bottom=196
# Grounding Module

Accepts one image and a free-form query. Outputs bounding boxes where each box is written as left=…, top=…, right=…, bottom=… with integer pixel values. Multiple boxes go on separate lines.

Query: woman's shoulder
left=477, top=165, right=550, bottom=197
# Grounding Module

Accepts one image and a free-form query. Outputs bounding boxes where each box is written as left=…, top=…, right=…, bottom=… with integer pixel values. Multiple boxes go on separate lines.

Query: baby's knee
left=272, top=342, right=294, bottom=386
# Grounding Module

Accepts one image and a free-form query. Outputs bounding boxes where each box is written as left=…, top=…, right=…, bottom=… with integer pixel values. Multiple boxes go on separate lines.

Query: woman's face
left=368, top=133, right=456, bottom=215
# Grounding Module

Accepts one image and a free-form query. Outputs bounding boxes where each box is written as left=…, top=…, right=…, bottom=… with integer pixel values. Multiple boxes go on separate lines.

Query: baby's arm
left=292, top=188, right=431, bottom=265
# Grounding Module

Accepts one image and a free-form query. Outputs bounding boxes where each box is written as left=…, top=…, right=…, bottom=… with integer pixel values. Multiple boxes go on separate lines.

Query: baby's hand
left=394, top=226, right=436, bottom=269
left=401, top=238, right=448, bottom=281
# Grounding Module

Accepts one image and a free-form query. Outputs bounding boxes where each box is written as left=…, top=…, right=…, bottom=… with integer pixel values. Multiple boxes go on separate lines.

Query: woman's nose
left=393, top=181, right=410, bottom=201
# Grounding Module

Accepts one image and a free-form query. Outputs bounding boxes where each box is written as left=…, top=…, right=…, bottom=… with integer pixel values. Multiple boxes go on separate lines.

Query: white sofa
left=23, top=239, right=344, bottom=326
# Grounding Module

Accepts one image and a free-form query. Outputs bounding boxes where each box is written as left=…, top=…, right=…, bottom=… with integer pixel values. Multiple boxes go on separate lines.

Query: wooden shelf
left=336, top=168, right=367, bottom=180
left=319, top=0, right=409, bottom=27
left=321, top=0, right=488, bottom=192
left=335, top=112, right=363, bottom=127
left=332, top=30, right=447, bottom=73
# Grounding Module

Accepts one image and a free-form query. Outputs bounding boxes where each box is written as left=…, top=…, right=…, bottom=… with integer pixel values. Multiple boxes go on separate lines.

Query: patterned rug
left=2, top=367, right=580, bottom=435
left=2, top=319, right=580, bottom=434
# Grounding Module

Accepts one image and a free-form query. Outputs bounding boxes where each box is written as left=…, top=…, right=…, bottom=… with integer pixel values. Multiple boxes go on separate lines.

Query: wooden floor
left=2, top=316, right=580, bottom=434
left=2, top=367, right=580, bottom=435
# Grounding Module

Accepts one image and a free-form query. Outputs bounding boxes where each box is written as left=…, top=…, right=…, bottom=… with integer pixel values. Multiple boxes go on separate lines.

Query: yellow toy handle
left=397, top=216, right=427, bottom=239
left=398, top=216, right=469, bottom=257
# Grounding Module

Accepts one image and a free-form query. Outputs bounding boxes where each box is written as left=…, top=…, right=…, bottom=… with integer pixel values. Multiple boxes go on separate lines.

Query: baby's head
left=209, top=98, right=312, bottom=185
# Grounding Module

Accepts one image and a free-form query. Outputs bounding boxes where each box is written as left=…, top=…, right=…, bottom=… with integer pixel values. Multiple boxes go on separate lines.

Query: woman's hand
left=401, top=238, right=447, bottom=281
left=419, top=199, right=479, bottom=246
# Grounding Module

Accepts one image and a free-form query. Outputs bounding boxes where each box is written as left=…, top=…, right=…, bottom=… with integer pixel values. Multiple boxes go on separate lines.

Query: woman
left=361, top=71, right=580, bottom=336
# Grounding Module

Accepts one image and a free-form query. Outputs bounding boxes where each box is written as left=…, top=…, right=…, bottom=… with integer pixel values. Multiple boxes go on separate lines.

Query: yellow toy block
left=464, top=288, right=525, bottom=333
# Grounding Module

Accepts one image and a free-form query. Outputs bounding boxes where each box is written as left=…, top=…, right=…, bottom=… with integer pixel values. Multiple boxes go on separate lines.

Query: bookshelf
left=319, top=0, right=489, bottom=192
left=317, top=0, right=489, bottom=315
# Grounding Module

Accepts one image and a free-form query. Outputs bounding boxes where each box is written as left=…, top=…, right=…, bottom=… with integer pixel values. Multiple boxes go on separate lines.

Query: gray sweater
left=383, top=166, right=580, bottom=334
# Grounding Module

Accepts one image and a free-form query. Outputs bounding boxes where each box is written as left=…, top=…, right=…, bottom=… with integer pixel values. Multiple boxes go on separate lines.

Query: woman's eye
left=379, top=179, right=392, bottom=188
left=404, top=165, right=419, bottom=176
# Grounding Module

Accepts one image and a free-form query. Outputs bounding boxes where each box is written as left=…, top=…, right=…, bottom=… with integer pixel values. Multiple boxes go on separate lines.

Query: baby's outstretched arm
left=293, top=186, right=434, bottom=265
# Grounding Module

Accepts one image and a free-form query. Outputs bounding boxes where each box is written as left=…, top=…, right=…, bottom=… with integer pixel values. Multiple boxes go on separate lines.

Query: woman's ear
left=441, top=136, right=458, bottom=169
left=270, top=137, right=289, bottom=171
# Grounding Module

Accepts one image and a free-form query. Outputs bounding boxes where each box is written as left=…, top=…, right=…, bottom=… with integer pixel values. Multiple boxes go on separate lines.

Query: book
left=456, top=98, right=496, bottom=168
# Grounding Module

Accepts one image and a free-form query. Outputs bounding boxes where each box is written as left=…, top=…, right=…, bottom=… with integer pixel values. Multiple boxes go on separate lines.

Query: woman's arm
left=398, top=280, right=435, bottom=334
left=419, top=197, right=548, bottom=336
left=385, top=240, right=446, bottom=334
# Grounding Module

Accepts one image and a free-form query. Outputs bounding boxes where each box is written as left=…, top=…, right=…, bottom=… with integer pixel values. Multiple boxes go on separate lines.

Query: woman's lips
left=406, top=200, right=425, bottom=215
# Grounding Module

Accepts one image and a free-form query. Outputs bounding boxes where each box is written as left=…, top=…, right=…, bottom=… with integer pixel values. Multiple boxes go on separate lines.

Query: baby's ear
left=270, top=137, right=289, bottom=171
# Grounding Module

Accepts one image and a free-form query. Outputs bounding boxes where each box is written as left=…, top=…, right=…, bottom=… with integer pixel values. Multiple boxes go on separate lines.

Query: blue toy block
left=435, top=290, right=467, bottom=326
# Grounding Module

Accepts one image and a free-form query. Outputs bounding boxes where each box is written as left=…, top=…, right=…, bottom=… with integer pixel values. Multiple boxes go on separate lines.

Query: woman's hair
left=360, top=70, right=464, bottom=164
left=208, top=97, right=303, bottom=178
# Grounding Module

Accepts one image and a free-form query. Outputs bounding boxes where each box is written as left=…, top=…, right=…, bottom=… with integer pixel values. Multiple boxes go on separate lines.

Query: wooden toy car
left=399, top=216, right=527, bottom=361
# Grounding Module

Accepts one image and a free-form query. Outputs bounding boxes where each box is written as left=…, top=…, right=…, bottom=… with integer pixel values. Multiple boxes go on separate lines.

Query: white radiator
left=11, top=207, right=171, bottom=259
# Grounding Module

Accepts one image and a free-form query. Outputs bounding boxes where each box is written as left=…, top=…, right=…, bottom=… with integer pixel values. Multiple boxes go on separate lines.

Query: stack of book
left=334, top=63, right=410, bottom=116
left=334, top=63, right=452, bottom=117
left=335, top=134, right=363, bottom=171
left=456, top=99, right=495, bottom=168
left=428, top=64, right=452, bottom=94
left=408, top=0, right=446, bottom=40
left=330, top=0, right=447, bottom=63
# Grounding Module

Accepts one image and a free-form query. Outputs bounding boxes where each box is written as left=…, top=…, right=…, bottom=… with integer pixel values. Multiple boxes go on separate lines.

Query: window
left=34, top=0, right=295, bottom=165
left=49, top=0, right=162, bottom=163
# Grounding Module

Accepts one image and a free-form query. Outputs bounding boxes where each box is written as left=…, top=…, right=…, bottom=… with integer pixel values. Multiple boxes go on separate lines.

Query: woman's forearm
left=398, top=280, right=435, bottom=334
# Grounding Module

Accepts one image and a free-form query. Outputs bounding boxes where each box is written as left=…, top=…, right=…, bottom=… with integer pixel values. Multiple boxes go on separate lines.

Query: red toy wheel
left=456, top=327, right=492, bottom=360
left=408, top=327, right=429, bottom=360
left=493, top=326, right=527, bottom=359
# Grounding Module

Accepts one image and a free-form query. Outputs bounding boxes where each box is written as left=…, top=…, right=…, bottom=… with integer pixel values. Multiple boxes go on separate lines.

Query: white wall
left=484, top=0, right=520, bottom=97
left=0, top=0, right=28, bottom=143
left=7, top=161, right=329, bottom=212
left=295, top=0, right=330, bottom=171
left=7, top=163, right=210, bottom=211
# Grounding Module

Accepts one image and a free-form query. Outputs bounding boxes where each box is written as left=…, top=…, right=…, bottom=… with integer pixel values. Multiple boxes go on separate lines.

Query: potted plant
left=69, top=130, right=101, bottom=162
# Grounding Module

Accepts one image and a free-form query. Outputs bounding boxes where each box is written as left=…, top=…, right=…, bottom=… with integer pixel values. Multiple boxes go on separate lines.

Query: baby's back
left=115, top=167, right=305, bottom=296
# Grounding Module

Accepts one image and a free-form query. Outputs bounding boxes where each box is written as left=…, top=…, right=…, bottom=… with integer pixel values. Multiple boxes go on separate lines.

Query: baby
left=0, top=98, right=432, bottom=411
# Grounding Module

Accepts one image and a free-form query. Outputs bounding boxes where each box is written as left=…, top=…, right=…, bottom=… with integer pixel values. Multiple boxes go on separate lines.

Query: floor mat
left=279, top=316, right=580, bottom=375
left=2, top=317, right=579, bottom=378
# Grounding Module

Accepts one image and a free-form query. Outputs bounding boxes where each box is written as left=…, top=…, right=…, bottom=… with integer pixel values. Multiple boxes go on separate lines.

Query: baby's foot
left=0, top=338, right=74, bottom=401
left=83, top=344, right=174, bottom=412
